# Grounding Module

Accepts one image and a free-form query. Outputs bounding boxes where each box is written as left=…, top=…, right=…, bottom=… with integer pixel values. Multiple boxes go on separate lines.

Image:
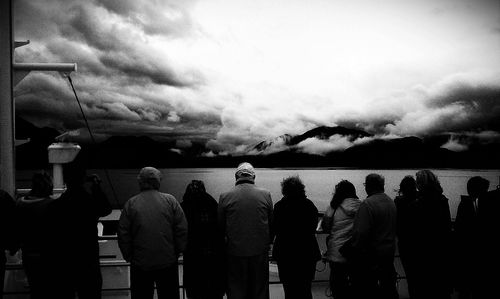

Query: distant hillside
left=290, top=125, right=372, bottom=145
left=14, top=117, right=500, bottom=169
left=247, top=126, right=372, bottom=155
left=247, top=134, right=293, bottom=154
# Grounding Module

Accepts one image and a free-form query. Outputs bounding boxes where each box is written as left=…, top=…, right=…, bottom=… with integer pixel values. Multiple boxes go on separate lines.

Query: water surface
left=18, top=168, right=500, bottom=218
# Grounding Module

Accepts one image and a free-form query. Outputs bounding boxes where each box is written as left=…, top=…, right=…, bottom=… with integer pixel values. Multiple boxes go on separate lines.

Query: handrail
left=5, top=216, right=409, bottom=296
left=3, top=261, right=330, bottom=296
left=5, top=253, right=405, bottom=296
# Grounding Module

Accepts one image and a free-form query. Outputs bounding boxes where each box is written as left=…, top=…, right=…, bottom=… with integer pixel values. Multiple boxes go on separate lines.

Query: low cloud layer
left=296, top=135, right=374, bottom=156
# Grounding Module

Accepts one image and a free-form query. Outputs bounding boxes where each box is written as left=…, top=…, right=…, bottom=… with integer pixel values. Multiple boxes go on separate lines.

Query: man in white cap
left=118, top=167, right=188, bottom=299
left=218, top=162, right=273, bottom=299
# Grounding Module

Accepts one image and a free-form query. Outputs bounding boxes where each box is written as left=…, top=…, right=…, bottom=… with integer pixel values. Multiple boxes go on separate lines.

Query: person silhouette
left=394, top=175, right=417, bottom=298
left=273, top=176, right=320, bottom=299
left=15, top=172, right=55, bottom=298
left=181, top=180, right=224, bottom=299
left=321, top=180, right=361, bottom=299
left=218, top=162, right=273, bottom=299
left=454, top=176, right=489, bottom=299
left=46, top=160, right=112, bottom=298
left=118, top=167, right=187, bottom=299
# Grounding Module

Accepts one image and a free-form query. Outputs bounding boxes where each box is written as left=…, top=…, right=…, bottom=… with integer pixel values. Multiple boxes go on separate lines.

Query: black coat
left=407, top=192, right=453, bottom=297
left=181, top=192, right=225, bottom=298
left=272, top=196, right=321, bottom=263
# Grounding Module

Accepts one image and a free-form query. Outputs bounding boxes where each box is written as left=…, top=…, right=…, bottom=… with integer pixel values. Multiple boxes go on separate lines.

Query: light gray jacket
left=118, top=190, right=188, bottom=271
left=321, top=197, right=361, bottom=262
left=218, top=181, right=273, bottom=256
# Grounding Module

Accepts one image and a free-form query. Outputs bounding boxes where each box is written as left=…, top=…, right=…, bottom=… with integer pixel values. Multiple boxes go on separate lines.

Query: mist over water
left=18, top=168, right=500, bottom=219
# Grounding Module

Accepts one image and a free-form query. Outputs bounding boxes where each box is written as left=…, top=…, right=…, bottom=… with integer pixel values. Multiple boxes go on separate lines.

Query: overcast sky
left=13, top=0, right=500, bottom=154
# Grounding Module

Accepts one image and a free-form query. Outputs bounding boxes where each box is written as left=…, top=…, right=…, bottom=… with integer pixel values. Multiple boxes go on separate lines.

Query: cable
left=66, top=74, right=120, bottom=207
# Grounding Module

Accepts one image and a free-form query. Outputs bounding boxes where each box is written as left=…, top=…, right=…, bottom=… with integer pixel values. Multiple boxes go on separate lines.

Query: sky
left=13, top=0, right=500, bottom=155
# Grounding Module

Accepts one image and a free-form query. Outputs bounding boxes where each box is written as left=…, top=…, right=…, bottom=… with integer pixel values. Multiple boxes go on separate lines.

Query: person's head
left=29, top=172, right=53, bottom=197
left=365, top=173, right=385, bottom=196
left=415, top=169, right=443, bottom=195
left=281, top=175, right=306, bottom=199
left=399, top=175, right=417, bottom=197
left=467, top=176, right=489, bottom=198
left=330, top=180, right=358, bottom=209
left=235, top=162, right=255, bottom=183
left=137, top=167, right=162, bottom=191
left=183, top=180, right=206, bottom=202
left=63, top=161, right=87, bottom=188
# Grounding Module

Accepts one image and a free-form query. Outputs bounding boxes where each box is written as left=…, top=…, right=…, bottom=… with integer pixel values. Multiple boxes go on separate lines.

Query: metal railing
left=4, top=257, right=332, bottom=297
left=4, top=213, right=409, bottom=296
left=4, top=232, right=407, bottom=297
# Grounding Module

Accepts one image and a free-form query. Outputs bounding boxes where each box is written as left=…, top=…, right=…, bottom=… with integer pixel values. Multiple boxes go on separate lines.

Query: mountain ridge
left=14, top=117, right=500, bottom=169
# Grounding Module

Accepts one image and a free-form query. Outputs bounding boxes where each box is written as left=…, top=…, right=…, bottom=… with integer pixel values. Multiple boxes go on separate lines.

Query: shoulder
left=342, top=197, right=361, bottom=210
left=125, top=193, right=141, bottom=205
left=251, top=184, right=271, bottom=195
left=160, top=192, right=181, bottom=205
left=305, top=198, right=318, bottom=212
left=220, top=185, right=239, bottom=197
left=368, top=192, right=394, bottom=204
left=256, top=186, right=272, bottom=200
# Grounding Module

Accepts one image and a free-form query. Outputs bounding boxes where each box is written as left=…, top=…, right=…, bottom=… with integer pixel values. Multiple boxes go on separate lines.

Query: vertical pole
left=0, top=0, right=15, bottom=197
left=53, top=164, right=64, bottom=190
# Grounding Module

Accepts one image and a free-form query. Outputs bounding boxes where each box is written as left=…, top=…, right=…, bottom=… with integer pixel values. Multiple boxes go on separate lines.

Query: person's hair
left=467, top=176, right=489, bottom=198
left=365, top=173, right=385, bottom=193
left=183, top=180, right=206, bottom=202
left=398, top=175, right=417, bottom=197
left=281, top=175, right=306, bottom=199
left=29, top=172, right=53, bottom=197
left=330, top=180, right=358, bottom=209
left=415, top=169, right=443, bottom=195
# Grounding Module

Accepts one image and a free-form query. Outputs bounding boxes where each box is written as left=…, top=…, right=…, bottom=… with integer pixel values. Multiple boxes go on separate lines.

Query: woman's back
left=322, top=197, right=361, bottom=263
left=181, top=192, right=220, bottom=256
left=272, top=196, right=320, bottom=262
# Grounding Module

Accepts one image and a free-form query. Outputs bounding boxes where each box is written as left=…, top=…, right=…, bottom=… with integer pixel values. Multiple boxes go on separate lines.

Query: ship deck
left=3, top=210, right=458, bottom=298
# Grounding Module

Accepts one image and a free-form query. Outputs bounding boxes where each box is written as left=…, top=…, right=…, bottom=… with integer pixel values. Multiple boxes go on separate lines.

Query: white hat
left=138, top=167, right=162, bottom=182
left=235, top=162, right=255, bottom=177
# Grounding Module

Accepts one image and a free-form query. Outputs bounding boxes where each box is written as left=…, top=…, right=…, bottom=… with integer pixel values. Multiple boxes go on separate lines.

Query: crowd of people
left=1, top=162, right=498, bottom=299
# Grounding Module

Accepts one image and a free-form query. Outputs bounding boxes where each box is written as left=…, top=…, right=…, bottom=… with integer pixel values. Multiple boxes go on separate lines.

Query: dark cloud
left=98, top=0, right=196, bottom=37
left=330, top=75, right=500, bottom=138
left=14, top=0, right=204, bottom=88
left=13, top=0, right=215, bottom=145
left=427, top=82, right=500, bottom=132
left=99, top=53, right=195, bottom=87
left=12, top=0, right=500, bottom=155
left=14, top=72, right=219, bottom=143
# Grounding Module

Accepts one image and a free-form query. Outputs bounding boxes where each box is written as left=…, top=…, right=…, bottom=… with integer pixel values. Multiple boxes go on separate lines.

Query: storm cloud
left=12, top=0, right=500, bottom=155
left=14, top=0, right=216, bottom=142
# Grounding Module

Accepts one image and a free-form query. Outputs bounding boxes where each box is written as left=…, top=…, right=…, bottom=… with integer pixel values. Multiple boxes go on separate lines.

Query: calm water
left=17, top=168, right=500, bottom=218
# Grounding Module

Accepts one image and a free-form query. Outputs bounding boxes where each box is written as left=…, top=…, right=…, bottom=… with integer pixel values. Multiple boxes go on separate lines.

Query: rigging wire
left=65, top=74, right=120, bottom=208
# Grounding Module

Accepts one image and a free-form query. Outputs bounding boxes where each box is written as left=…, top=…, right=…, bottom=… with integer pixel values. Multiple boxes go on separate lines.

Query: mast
left=0, top=0, right=15, bottom=196
left=0, top=0, right=76, bottom=196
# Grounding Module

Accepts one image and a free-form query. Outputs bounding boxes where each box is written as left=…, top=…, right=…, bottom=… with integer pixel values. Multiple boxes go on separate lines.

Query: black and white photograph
left=1, top=0, right=499, bottom=298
